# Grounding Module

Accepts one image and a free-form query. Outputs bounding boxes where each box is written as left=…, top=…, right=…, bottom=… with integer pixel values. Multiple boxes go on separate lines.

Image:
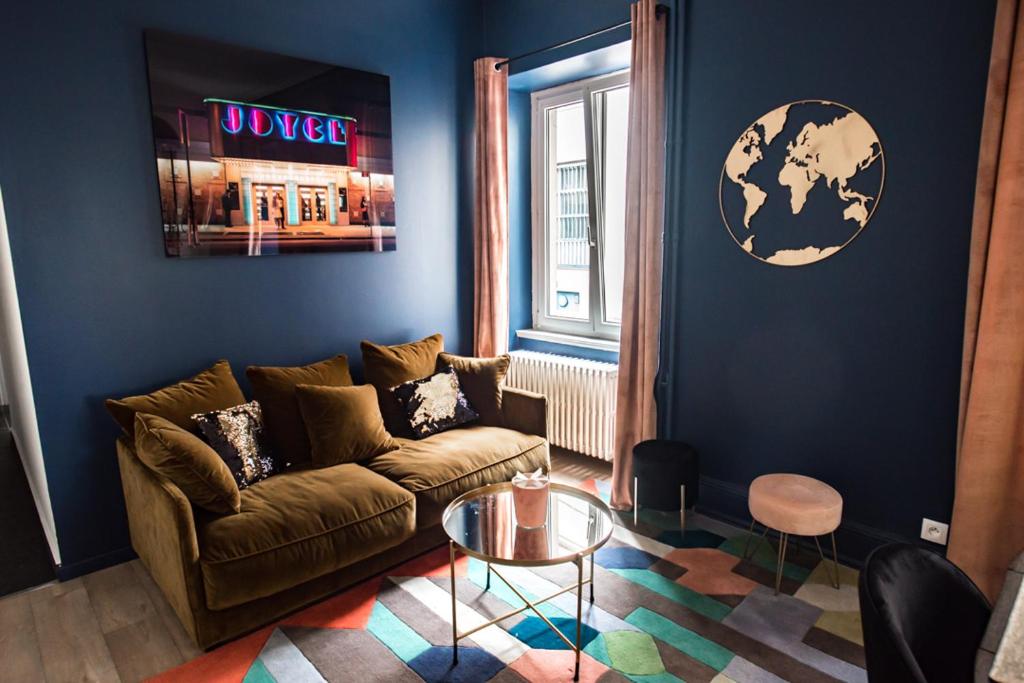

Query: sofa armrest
left=501, top=387, right=547, bottom=439
left=116, top=438, right=204, bottom=643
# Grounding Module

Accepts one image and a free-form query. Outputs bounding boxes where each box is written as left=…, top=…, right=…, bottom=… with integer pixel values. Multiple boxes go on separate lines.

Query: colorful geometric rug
left=151, top=480, right=866, bottom=683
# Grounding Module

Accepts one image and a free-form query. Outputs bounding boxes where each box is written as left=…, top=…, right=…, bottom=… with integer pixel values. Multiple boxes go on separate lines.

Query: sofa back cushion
left=361, top=333, right=443, bottom=436
left=134, top=412, right=240, bottom=515
left=437, top=352, right=510, bottom=427
left=106, top=360, right=245, bottom=439
left=296, top=384, right=398, bottom=466
left=247, top=355, right=353, bottom=467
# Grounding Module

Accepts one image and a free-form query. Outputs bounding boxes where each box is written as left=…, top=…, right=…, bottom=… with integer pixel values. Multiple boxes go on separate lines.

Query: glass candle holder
left=512, top=476, right=549, bottom=528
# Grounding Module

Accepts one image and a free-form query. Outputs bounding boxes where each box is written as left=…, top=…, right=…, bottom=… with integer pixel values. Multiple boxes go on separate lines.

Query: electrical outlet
left=920, top=518, right=949, bottom=545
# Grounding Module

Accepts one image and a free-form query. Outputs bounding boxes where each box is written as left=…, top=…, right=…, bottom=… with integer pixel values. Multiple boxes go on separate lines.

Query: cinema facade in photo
left=145, top=30, right=396, bottom=257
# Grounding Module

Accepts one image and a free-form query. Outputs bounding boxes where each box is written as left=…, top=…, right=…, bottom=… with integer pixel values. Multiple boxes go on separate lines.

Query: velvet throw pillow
left=247, top=355, right=354, bottom=467
left=192, top=401, right=279, bottom=489
left=106, top=360, right=246, bottom=439
left=361, top=333, right=444, bottom=436
left=390, top=365, right=479, bottom=439
left=134, top=413, right=240, bottom=515
left=295, top=384, right=399, bottom=467
left=437, top=352, right=510, bottom=427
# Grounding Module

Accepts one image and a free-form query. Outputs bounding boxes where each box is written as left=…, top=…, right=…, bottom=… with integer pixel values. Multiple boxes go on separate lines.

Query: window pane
left=549, top=102, right=590, bottom=321
left=600, top=86, right=628, bottom=325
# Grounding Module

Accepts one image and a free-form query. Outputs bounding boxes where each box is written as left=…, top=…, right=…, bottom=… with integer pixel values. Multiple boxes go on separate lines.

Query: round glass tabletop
left=442, top=482, right=614, bottom=566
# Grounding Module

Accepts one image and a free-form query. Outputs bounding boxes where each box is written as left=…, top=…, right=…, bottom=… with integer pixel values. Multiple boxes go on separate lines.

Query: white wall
left=0, top=186, right=59, bottom=564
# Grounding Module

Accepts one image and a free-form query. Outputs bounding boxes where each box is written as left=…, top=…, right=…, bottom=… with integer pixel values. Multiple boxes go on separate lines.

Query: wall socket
left=920, top=518, right=949, bottom=545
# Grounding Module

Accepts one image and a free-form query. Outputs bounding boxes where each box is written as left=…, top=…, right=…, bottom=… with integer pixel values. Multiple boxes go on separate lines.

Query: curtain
left=611, top=0, right=667, bottom=510
left=948, top=0, right=1024, bottom=601
left=473, top=57, right=510, bottom=358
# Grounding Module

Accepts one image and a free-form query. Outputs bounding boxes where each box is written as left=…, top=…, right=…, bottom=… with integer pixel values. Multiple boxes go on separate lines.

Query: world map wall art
left=144, top=31, right=396, bottom=257
left=719, top=100, right=885, bottom=266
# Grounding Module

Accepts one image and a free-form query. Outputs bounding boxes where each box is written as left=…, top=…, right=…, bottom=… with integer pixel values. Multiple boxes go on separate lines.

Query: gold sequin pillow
left=389, top=365, right=479, bottom=439
left=192, top=401, right=280, bottom=489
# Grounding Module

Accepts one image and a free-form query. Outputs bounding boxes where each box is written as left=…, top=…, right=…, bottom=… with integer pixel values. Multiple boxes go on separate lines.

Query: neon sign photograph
left=143, top=30, right=396, bottom=257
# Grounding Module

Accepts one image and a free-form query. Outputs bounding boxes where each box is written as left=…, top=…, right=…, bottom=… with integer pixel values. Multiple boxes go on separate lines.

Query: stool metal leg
left=813, top=535, right=840, bottom=589
left=633, top=476, right=639, bottom=526
left=742, top=519, right=769, bottom=562
left=831, top=532, right=841, bottom=590
left=680, top=484, right=686, bottom=530
left=774, top=532, right=789, bottom=595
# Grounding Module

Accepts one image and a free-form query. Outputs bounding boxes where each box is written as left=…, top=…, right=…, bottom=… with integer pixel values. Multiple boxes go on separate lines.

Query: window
left=530, top=71, right=629, bottom=343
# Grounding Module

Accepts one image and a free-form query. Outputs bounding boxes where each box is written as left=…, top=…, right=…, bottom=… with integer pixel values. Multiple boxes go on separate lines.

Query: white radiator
left=506, top=350, right=618, bottom=461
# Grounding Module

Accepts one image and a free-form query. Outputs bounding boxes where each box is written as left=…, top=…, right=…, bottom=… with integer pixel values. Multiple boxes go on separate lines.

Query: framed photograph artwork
left=144, top=30, right=396, bottom=257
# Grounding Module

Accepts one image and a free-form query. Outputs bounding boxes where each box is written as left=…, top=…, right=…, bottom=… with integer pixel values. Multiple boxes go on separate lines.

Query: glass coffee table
left=442, top=482, right=614, bottom=681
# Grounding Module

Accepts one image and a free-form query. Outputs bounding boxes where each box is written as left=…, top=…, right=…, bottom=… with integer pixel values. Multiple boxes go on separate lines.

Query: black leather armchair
left=858, top=543, right=991, bottom=682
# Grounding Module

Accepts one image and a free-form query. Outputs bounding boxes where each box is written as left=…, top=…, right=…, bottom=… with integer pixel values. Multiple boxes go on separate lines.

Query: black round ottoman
left=632, top=439, right=699, bottom=525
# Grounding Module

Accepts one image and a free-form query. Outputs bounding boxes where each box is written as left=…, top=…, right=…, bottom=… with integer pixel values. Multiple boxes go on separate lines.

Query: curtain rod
left=494, top=4, right=669, bottom=71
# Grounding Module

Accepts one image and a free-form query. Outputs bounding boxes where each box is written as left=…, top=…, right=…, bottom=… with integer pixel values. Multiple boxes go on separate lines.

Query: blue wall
left=487, top=0, right=997, bottom=560
left=0, top=0, right=999, bottom=574
left=0, top=0, right=478, bottom=575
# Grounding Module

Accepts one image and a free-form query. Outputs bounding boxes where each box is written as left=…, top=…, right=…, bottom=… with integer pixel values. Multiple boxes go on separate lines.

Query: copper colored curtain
left=473, top=57, right=510, bottom=357
left=611, top=0, right=667, bottom=510
left=948, top=0, right=1024, bottom=601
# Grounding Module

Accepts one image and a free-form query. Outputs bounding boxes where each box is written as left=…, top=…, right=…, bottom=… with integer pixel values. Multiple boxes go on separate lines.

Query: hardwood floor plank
left=105, top=614, right=184, bottom=683
left=550, top=447, right=612, bottom=484
left=0, top=591, right=46, bottom=683
left=27, top=578, right=78, bottom=606
left=31, top=581, right=120, bottom=683
left=81, top=562, right=157, bottom=634
left=129, top=560, right=201, bottom=661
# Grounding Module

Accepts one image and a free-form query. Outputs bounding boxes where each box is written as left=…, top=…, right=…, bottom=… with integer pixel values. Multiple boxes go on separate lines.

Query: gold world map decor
left=719, top=100, right=885, bottom=266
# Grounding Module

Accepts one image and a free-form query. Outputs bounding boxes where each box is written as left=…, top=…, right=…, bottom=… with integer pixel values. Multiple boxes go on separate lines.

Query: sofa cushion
left=296, top=384, right=399, bottom=466
left=198, top=464, right=415, bottom=610
left=364, top=425, right=549, bottom=527
left=361, top=333, right=444, bottom=436
left=134, top=413, right=240, bottom=515
left=438, top=352, right=510, bottom=427
left=247, top=355, right=354, bottom=467
left=106, top=360, right=246, bottom=439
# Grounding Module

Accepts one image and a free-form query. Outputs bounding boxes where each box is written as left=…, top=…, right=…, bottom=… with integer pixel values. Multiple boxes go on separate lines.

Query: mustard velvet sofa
left=116, top=387, right=549, bottom=650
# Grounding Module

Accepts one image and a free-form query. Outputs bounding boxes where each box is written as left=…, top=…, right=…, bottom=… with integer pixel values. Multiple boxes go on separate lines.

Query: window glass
left=600, top=86, right=629, bottom=325
left=549, top=102, right=590, bottom=320
left=531, top=71, right=629, bottom=341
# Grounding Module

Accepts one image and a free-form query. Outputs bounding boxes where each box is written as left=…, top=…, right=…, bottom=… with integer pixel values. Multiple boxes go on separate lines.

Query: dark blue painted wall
left=0, top=0, right=998, bottom=574
left=0, top=0, right=479, bottom=573
left=486, top=0, right=997, bottom=559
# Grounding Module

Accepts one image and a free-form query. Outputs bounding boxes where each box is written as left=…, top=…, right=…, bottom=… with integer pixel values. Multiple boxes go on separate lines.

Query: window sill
left=516, top=329, right=620, bottom=353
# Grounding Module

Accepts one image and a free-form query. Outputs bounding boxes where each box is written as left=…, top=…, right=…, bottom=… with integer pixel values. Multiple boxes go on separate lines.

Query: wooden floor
left=0, top=449, right=611, bottom=683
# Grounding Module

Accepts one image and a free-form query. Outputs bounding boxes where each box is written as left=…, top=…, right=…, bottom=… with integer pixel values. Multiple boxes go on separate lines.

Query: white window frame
left=528, top=70, right=629, bottom=344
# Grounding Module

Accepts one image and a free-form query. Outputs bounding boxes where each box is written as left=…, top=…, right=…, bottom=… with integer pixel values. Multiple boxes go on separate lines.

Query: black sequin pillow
left=192, top=401, right=280, bottom=489
left=390, top=365, right=479, bottom=439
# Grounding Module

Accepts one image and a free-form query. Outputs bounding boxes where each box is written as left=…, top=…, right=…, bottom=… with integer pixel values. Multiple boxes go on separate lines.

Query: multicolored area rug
left=151, top=480, right=866, bottom=683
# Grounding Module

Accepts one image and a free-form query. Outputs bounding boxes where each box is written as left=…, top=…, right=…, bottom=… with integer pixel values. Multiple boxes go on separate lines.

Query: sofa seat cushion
left=198, top=464, right=415, bottom=610
left=364, top=425, right=549, bottom=527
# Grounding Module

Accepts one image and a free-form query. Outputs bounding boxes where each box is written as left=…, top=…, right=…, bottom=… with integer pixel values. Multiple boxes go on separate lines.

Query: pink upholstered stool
left=744, top=473, right=842, bottom=594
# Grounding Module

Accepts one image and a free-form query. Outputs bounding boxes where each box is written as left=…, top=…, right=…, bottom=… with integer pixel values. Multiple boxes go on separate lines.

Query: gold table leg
left=574, top=555, right=583, bottom=681
left=448, top=549, right=595, bottom=682
left=589, top=552, right=595, bottom=603
left=450, top=540, right=458, bottom=664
